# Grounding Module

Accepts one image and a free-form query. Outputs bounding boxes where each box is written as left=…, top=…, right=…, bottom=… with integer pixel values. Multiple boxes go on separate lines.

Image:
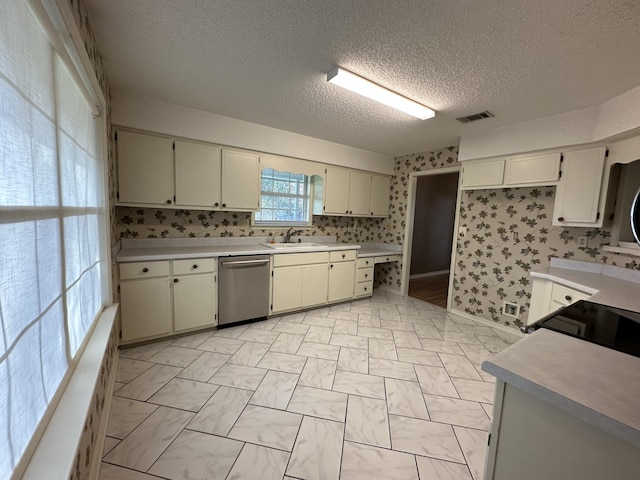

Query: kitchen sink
left=261, top=242, right=327, bottom=249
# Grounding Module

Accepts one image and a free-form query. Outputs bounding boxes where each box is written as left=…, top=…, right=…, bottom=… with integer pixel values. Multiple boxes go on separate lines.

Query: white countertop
left=115, top=237, right=402, bottom=263
left=530, top=258, right=640, bottom=312
left=482, top=328, right=640, bottom=448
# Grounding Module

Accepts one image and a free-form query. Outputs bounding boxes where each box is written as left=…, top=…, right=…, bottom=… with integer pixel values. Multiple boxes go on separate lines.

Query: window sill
left=21, top=305, right=118, bottom=480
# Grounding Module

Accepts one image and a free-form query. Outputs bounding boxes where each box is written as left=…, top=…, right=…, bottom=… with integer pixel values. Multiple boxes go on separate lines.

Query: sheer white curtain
left=0, top=0, right=107, bottom=477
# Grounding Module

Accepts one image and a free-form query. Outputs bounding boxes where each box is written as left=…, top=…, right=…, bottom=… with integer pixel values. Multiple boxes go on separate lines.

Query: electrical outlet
left=502, top=302, right=520, bottom=318
left=459, top=226, right=467, bottom=238
left=578, top=236, right=588, bottom=247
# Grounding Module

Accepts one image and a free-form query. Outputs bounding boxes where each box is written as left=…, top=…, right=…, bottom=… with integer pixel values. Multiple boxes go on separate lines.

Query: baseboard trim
left=448, top=308, right=524, bottom=337
left=409, top=270, right=449, bottom=280
left=376, top=285, right=402, bottom=296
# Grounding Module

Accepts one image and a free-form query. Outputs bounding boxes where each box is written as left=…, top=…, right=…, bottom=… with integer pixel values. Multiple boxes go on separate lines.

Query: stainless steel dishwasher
left=218, top=255, right=270, bottom=326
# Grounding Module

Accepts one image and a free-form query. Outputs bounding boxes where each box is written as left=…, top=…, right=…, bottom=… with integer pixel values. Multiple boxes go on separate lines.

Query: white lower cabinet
left=121, top=276, right=172, bottom=342
left=119, top=258, right=217, bottom=344
left=527, top=277, right=592, bottom=326
left=271, top=252, right=329, bottom=314
left=485, top=381, right=640, bottom=480
left=355, top=257, right=374, bottom=297
left=328, top=250, right=356, bottom=302
left=171, top=259, right=217, bottom=335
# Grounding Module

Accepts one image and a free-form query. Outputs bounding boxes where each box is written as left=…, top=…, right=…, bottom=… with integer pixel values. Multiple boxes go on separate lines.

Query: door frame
left=400, top=166, right=463, bottom=310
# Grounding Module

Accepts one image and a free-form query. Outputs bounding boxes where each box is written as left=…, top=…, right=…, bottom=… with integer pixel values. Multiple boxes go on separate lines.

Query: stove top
left=535, top=300, right=640, bottom=358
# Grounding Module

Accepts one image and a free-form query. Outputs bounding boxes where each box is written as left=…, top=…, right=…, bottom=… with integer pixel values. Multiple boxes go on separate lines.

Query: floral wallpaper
left=455, top=186, right=639, bottom=327
left=63, top=0, right=116, bottom=479
left=115, top=207, right=391, bottom=243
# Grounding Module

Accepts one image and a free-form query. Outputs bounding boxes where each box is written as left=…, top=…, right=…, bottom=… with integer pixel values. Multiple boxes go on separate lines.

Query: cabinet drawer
left=356, top=266, right=374, bottom=283
left=374, top=254, right=402, bottom=264
left=273, top=252, right=329, bottom=267
left=551, top=283, right=591, bottom=306
left=329, top=250, right=356, bottom=262
left=173, top=258, right=216, bottom=275
left=120, top=261, right=170, bottom=280
left=357, top=257, right=374, bottom=268
left=355, top=281, right=373, bottom=297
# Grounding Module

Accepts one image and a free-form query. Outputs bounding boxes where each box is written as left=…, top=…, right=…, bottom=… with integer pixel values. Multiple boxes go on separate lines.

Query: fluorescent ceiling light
left=327, top=67, right=435, bottom=120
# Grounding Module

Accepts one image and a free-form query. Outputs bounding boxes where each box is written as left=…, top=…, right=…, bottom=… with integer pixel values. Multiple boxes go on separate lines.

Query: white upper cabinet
left=370, top=174, right=391, bottom=216
left=349, top=171, right=371, bottom=215
left=324, top=166, right=351, bottom=214
left=117, top=130, right=173, bottom=206
left=504, top=152, right=561, bottom=185
left=323, top=167, right=391, bottom=217
left=221, top=149, right=260, bottom=211
left=174, top=140, right=221, bottom=208
left=553, top=146, right=607, bottom=226
left=461, top=152, right=561, bottom=190
left=461, top=159, right=505, bottom=189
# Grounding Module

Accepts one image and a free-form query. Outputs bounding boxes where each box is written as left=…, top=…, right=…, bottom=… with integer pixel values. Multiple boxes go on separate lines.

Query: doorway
left=400, top=167, right=461, bottom=309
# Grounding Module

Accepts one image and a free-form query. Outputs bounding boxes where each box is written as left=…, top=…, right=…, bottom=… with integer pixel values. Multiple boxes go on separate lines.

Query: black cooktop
left=535, top=300, right=640, bottom=358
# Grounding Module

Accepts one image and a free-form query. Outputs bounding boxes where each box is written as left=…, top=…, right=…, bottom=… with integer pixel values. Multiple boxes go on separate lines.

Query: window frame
left=253, top=168, right=313, bottom=227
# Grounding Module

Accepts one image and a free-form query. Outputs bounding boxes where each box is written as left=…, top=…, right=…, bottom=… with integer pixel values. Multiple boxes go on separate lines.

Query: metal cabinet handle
left=342, top=254, right=346, bottom=259
left=330, top=264, right=333, bottom=269
left=142, top=268, right=149, bottom=273
left=174, top=278, right=179, bottom=283
left=166, top=199, right=172, bottom=204
left=214, top=202, right=219, bottom=207
left=557, top=217, right=565, bottom=222
left=364, top=274, right=368, bottom=278
left=192, top=264, right=198, bottom=269
left=222, top=203, right=227, bottom=208
left=565, top=295, right=572, bottom=301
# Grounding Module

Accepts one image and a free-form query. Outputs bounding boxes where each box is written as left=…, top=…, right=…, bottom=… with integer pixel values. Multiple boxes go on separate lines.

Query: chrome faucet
left=284, top=227, right=304, bottom=243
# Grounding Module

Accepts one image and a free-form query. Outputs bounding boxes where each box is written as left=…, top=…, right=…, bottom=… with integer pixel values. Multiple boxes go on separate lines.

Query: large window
left=0, top=0, right=107, bottom=477
left=254, top=168, right=311, bottom=226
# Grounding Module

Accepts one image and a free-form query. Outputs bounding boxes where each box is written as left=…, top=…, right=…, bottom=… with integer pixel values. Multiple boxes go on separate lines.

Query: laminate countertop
left=115, top=237, right=402, bottom=263
left=529, top=258, right=640, bottom=313
left=482, top=328, right=640, bottom=448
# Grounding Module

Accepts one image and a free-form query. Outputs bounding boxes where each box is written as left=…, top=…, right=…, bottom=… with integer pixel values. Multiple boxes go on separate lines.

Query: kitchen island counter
left=482, top=328, right=640, bottom=448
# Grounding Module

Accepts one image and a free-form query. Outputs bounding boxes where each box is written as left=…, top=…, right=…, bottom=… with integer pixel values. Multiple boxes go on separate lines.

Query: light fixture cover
left=327, top=67, right=435, bottom=120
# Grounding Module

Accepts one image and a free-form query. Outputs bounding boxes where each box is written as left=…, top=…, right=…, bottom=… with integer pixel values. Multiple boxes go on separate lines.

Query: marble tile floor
left=100, top=290, right=522, bottom=480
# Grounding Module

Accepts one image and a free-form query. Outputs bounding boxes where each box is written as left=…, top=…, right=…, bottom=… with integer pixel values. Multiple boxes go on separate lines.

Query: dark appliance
left=534, top=300, right=640, bottom=358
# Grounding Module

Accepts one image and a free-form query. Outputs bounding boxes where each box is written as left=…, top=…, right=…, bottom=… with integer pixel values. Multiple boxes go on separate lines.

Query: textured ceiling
left=85, top=0, right=640, bottom=156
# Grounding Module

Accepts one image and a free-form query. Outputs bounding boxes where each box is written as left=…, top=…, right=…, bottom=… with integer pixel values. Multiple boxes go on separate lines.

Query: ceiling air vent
left=456, top=111, right=494, bottom=124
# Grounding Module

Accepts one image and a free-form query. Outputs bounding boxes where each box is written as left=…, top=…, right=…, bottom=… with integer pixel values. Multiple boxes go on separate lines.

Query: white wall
left=111, top=91, right=395, bottom=175
left=459, top=85, right=640, bottom=161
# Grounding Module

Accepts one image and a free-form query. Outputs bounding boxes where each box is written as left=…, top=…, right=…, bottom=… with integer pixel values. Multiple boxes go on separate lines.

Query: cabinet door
left=173, top=274, right=216, bottom=332
left=174, top=141, right=221, bottom=208
left=328, top=261, right=355, bottom=302
left=120, top=277, right=172, bottom=342
left=324, top=167, right=350, bottom=215
left=301, top=264, right=328, bottom=308
left=221, top=149, right=259, bottom=210
left=370, top=175, right=391, bottom=216
left=504, top=153, right=561, bottom=185
left=272, top=266, right=303, bottom=313
left=461, top=159, right=505, bottom=189
left=349, top=171, right=371, bottom=215
left=117, top=130, right=173, bottom=206
left=553, top=147, right=606, bottom=226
